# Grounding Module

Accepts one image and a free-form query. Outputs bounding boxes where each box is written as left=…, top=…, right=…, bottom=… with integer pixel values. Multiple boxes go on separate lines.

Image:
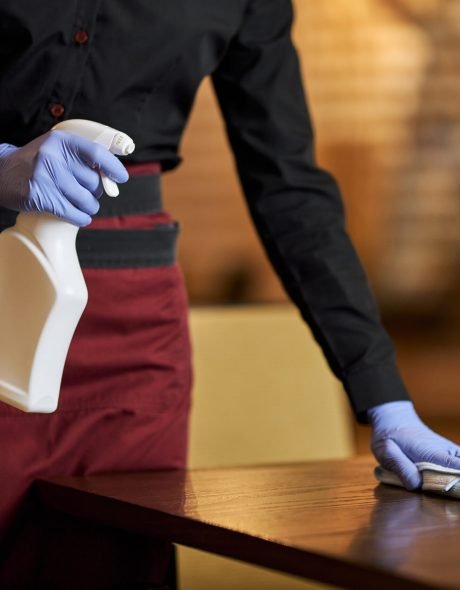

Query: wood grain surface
left=38, top=456, right=460, bottom=590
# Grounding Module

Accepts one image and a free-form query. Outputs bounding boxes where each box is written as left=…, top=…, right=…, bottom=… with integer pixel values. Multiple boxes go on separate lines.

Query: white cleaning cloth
left=375, top=462, right=460, bottom=498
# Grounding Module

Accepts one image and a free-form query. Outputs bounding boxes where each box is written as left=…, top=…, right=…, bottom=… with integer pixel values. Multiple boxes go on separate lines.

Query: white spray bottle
left=0, top=120, right=135, bottom=412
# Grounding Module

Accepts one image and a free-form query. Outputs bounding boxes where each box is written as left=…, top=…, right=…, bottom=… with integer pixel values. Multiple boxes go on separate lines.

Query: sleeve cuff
left=343, top=363, right=412, bottom=424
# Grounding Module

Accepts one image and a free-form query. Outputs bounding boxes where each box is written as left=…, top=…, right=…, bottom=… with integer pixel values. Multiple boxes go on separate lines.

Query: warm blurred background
left=162, top=1, right=460, bottom=587
left=162, top=0, right=460, bottom=455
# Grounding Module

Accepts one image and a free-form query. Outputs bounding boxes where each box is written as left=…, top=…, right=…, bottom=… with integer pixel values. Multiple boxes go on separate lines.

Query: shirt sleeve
left=210, top=0, right=411, bottom=423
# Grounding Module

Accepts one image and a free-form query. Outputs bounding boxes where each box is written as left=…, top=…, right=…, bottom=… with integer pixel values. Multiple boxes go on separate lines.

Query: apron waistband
left=96, top=173, right=162, bottom=218
left=0, top=172, right=163, bottom=224
left=81, top=170, right=174, bottom=268
left=77, top=223, right=179, bottom=268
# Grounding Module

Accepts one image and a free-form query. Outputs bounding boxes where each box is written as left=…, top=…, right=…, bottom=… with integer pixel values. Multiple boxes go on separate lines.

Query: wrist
left=367, top=400, right=417, bottom=426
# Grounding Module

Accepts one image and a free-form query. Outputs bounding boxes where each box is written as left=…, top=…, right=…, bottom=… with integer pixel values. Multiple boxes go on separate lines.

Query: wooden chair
left=179, top=304, right=355, bottom=590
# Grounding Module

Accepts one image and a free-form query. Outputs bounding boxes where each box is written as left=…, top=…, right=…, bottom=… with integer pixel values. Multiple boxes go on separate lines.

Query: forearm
left=242, top=168, right=411, bottom=421
left=211, top=0, right=411, bottom=421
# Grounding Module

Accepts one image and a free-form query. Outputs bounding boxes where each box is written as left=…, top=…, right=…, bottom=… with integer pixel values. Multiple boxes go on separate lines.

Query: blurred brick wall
left=377, top=0, right=460, bottom=317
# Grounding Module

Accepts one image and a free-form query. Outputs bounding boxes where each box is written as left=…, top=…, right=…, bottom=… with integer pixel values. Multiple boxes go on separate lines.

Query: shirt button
left=49, top=103, right=65, bottom=118
left=74, top=30, right=89, bottom=45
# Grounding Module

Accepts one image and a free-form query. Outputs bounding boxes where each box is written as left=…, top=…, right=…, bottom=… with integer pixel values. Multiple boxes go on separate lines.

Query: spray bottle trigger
left=100, top=172, right=119, bottom=197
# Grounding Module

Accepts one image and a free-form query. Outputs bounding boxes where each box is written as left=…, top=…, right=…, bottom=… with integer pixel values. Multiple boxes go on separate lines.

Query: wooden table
left=37, top=456, right=460, bottom=590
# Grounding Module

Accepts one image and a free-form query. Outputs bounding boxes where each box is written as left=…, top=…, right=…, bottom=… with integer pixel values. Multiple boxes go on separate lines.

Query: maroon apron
left=0, top=167, right=192, bottom=588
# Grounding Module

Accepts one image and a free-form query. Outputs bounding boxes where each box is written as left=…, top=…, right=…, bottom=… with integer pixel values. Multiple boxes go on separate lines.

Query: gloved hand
left=0, top=129, right=129, bottom=226
left=368, top=401, right=460, bottom=490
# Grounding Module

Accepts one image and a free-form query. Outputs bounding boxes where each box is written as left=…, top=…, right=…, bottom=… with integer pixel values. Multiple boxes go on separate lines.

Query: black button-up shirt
left=0, top=0, right=411, bottom=421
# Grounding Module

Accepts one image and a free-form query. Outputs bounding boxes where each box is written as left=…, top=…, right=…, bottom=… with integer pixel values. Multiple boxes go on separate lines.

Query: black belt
left=0, top=174, right=163, bottom=225
left=95, top=174, right=163, bottom=217
left=0, top=173, right=178, bottom=268
left=77, top=223, right=179, bottom=268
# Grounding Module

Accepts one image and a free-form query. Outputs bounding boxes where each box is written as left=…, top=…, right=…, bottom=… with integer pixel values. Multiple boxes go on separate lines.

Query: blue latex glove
left=368, top=401, right=460, bottom=490
left=0, top=130, right=129, bottom=226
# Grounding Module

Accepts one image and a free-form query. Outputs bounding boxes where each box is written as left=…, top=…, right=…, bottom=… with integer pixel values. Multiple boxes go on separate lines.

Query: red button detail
left=74, top=30, right=89, bottom=45
left=49, top=103, right=65, bottom=118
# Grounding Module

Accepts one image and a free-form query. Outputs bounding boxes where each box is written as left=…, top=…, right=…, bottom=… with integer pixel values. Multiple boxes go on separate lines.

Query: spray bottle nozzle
left=52, top=119, right=135, bottom=197
left=111, top=132, right=135, bottom=156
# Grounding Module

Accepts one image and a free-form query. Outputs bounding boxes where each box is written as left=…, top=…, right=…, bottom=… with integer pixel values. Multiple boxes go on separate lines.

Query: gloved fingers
left=58, top=174, right=101, bottom=218
left=430, top=431, right=460, bottom=450
left=390, top=429, right=460, bottom=467
left=423, top=449, right=460, bottom=471
left=372, top=438, right=422, bottom=490
left=27, top=188, right=93, bottom=227
left=52, top=201, right=93, bottom=227
left=61, top=132, right=129, bottom=184
left=28, top=156, right=99, bottom=222
left=71, top=164, right=104, bottom=199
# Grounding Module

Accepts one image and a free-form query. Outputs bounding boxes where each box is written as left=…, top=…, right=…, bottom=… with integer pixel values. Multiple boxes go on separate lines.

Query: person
left=0, top=0, right=459, bottom=588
